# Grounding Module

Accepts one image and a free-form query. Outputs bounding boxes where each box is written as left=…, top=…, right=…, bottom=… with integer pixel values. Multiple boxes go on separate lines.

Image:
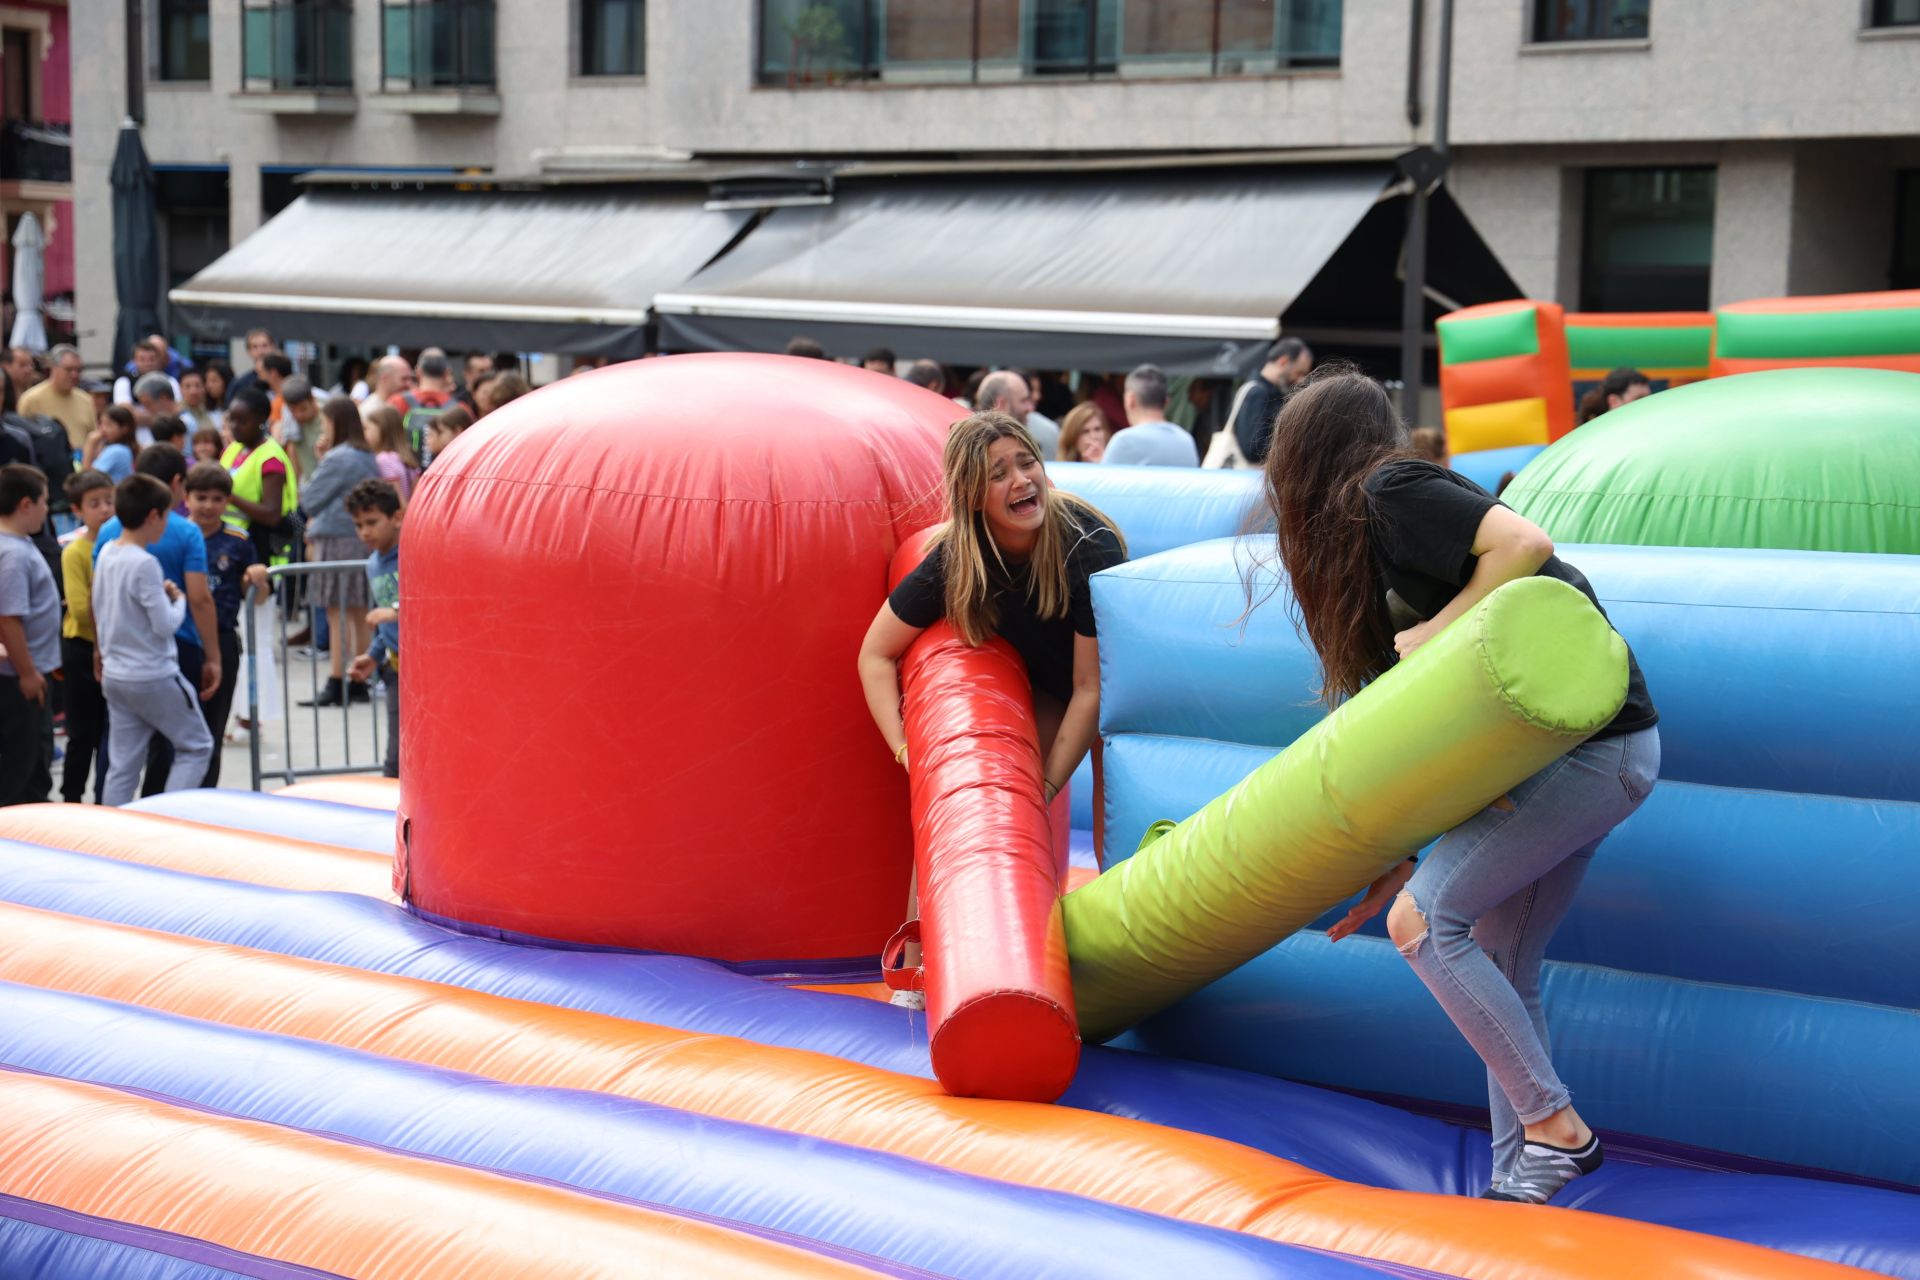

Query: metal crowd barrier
left=245, top=561, right=387, bottom=790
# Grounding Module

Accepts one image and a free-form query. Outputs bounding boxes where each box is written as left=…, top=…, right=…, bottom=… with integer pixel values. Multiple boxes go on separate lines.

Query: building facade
left=65, top=0, right=1920, bottom=367
left=2, top=0, right=75, bottom=345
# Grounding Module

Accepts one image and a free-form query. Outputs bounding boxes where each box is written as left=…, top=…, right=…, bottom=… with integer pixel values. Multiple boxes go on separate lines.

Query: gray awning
left=655, top=165, right=1395, bottom=377
left=170, top=188, right=750, bottom=357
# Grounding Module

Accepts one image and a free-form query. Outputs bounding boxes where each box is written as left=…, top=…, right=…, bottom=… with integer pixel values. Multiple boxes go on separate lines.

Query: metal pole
left=125, top=0, right=145, bottom=123
left=1398, top=0, right=1453, bottom=422
left=247, top=586, right=262, bottom=789
left=1405, top=0, right=1425, bottom=127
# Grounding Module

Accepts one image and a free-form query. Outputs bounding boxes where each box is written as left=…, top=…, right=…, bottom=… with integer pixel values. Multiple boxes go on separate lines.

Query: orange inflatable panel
left=0, top=1070, right=879, bottom=1279
left=0, top=904, right=1859, bottom=1280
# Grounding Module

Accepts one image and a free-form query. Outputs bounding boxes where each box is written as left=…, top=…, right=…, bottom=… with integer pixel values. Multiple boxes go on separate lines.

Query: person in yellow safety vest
left=220, top=388, right=299, bottom=566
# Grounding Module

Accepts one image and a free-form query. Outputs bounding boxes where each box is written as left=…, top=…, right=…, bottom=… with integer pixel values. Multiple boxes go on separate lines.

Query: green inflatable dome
left=1504, top=367, right=1920, bottom=554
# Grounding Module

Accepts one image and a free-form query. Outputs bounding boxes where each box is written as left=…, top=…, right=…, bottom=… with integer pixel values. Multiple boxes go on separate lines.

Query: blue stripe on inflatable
left=0, top=1204, right=332, bottom=1280
left=1094, top=539, right=1920, bottom=803
left=1045, top=462, right=1262, bottom=560
left=0, top=984, right=1385, bottom=1280
left=0, top=837, right=1476, bottom=1193
left=127, top=791, right=396, bottom=854
left=1105, top=735, right=1920, bottom=1008
left=1448, top=445, right=1545, bottom=495
left=3, top=838, right=1915, bottom=1273
left=1120, top=929, right=1920, bottom=1192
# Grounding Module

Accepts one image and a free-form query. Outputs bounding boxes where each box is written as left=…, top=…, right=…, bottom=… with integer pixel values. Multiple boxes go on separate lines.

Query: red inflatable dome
left=396, top=354, right=951, bottom=964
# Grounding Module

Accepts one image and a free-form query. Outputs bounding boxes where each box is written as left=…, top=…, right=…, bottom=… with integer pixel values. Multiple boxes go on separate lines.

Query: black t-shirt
left=1363, top=460, right=1657, bottom=739
left=888, top=511, right=1126, bottom=704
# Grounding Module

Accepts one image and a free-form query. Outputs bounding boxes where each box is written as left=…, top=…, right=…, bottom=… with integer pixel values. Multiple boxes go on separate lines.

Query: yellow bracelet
left=893, top=742, right=909, bottom=765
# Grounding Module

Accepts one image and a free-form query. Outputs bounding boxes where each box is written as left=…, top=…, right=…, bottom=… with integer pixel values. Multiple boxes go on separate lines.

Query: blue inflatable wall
left=1093, top=539, right=1920, bottom=1186
left=1045, top=463, right=1263, bottom=838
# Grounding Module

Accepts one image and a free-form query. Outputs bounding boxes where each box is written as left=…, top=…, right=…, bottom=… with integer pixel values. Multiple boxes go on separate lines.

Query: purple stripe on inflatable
left=405, top=902, right=883, bottom=983
left=0, top=1192, right=344, bottom=1280
left=0, top=1063, right=940, bottom=1280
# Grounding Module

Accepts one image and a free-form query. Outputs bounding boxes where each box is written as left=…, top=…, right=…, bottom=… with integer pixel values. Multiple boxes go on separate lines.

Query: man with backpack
left=19, top=346, right=97, bottom=453
left=390, top=350, right=458, bottom=463
left=1205, top=337, right=1313, bottom=469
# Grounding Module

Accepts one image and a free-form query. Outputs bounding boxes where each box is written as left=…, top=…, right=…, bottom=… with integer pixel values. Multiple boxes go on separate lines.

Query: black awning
left=170, top=187, right=752, bottom=357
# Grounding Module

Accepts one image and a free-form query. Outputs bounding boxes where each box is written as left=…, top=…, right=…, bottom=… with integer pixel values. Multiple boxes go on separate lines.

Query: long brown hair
left=931, top=410, right=1123, bottom=647
left=1258, top=367, right=1412, bottom=707
left=363, top=404, right=418, bottom=468
left=321, top=394, right=369, bottom=453
left=1056, top=402, right=1108, bottom=462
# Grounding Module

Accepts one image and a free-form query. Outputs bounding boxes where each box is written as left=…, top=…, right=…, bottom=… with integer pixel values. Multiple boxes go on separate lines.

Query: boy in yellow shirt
left=60, top=469, right=115, bottom=803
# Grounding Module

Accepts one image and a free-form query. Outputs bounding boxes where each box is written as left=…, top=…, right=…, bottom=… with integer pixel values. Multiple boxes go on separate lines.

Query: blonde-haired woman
left=1056, top=402, right=1110, bottom=462
left=859, top=413, right=1126, bottom=1002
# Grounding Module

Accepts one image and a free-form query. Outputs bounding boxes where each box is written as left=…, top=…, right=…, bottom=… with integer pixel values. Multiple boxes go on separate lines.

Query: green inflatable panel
left=1504, top=367, right=1920, bottom=554
left=1063, top=575, right=1627, bottom=1043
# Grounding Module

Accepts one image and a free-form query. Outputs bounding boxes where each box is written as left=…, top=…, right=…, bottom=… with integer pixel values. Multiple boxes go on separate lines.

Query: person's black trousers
left=382, top=667, right=399, bottom=779
left=0, top=673, right=53, bottom=807
left=200, top=629, right=242, bottom=787
left=60, top=636, right=106, bottom=803
left=142, top=638, right=205, bottom=798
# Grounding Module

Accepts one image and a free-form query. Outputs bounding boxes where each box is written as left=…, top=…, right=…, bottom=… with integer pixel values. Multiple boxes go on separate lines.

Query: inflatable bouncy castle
left=1566, top=310, right=1715, bottom=388
left=0, top=356, right=1916, bottom=1279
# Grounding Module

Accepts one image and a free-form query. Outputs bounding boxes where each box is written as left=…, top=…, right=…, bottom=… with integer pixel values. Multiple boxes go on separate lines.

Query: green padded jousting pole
left=1064, top=575, right=1629, bottom=1043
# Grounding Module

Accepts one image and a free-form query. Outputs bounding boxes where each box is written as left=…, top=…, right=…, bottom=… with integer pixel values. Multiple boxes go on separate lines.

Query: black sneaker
left=1487, top=1135, right=1603, bottom=1204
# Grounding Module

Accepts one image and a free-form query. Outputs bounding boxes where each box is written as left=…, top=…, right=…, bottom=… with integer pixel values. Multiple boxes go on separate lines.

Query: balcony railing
left=243, top=1, right=354, bottom=92
left=0, top=121, right=72, bottom=185
left=756, top=0, right=1342, bottom=87
left=382, top=0, right=495, bottom=91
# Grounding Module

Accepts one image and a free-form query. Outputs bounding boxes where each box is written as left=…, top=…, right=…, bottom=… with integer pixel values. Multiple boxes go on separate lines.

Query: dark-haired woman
left=857, top=411, right=1127, bottom=1004
left=1259, top=369, right=1659, bottom=1204
left=1575, top=366, right=1651, bottom=426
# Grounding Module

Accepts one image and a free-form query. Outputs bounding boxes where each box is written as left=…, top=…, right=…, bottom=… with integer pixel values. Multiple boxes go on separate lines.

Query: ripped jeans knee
left=1387, top=889, right=1429, bottom=957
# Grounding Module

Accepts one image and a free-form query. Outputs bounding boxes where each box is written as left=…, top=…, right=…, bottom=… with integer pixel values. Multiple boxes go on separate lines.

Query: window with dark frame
left=753, top=0, right=1341, bottom=87
left=580, top=0, right=645, bottom=75
left=242, top=1, right=353, bottom=92
left=1894, top=171, right=1920, bottom=290
left=157, top=0, right=213, bottom=81
left=1870, top=0, right=1920, bottom=27
left=1532, top=0, right=1649, bottom=42
left=1580, top=166, right=1715, bottom=312
left=382, top=0, right=495, bottom=91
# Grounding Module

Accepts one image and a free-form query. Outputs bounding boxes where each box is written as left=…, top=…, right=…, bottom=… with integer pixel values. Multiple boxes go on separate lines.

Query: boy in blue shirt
left=93, top=445, right=219, bottom=796
left=185, top=463, right=270, bottom=785
left=345, top=479, right=403, bottom=779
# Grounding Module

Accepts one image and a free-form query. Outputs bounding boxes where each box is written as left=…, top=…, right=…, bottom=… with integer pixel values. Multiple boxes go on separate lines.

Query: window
left=1581, top=167, right=1715, bottom=312
left=383, top=0, right=495, bottom=91
left=580, top=0, right=645, bottom=75
left=244, top=1, right=353, bottom=91
left=754, top=0, right=1341, bottom=87
left=1870, top=0, right=1920, bottom=26
left=157, top=0, right=212, bottom=81
left=1532, top=0, right=1648, bottom=41
left=1895, top=171, right=1920, bottom=290
left=3, top=27, right=33, bottom=119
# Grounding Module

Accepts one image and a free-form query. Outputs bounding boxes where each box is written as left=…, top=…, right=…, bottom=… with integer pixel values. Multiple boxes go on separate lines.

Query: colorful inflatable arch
left=1435, top=300, right=1576, bottom=452
left=1712, top=288, right=1920, bottom=376
left=1, top=358, right=1915, bottom=1279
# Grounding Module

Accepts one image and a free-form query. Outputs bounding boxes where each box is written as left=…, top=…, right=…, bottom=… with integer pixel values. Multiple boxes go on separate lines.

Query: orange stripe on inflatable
left=1718, top=289, right=1920, bottom=315
left=1711, top=353, right=1920, bottom=376
left=1534, top=304, right=1577, bottom=442
left=0, top=904, right=1857, bottom=1280
left=1439, top=353, right=1547, bottom=412
left=797, top=981, right=895, bottom=1002
left=0, top=805, right=394, bottom=900
left=1564, top=311, right=1716, bottom=329
left=1570, top=367, right=1710, bottom=383
left=280, top=776, right=403, bottom=809
left=0, top=1071, right=876, bottom=1279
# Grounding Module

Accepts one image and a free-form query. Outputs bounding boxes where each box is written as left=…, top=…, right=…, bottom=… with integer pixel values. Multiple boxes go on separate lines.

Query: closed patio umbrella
left=7, top=212, right=47, bottom=351
left=109, top=119, right=163, bottom=370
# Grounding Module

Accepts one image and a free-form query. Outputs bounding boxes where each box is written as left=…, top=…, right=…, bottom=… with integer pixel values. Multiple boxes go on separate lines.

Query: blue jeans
left=1396, top=726, right=1660, bottom=1181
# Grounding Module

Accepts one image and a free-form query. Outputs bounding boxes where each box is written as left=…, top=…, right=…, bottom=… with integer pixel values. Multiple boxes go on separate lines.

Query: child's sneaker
left=1487, top=1135, right=1603, bottom=1204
